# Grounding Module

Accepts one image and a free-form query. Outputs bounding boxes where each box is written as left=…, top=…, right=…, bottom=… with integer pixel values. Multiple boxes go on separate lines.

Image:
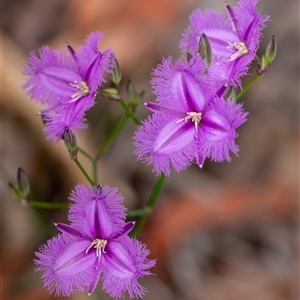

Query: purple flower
left=35, top=184, right=155, bottom=298
left=180, top=0, right=269, bottom=86
left=23, top=32, right=114, bottom=141
left=133, top=57, right=247, bottom=175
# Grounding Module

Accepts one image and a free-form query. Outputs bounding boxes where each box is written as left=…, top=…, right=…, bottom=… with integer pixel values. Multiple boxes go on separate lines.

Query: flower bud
left=111, top=58, right=122, bottom=85
left=8, top=168, right=30, bottom=205
left=198, top=33, right=212, bottom=66
left=127, top=80, right=142, bottom=111
left=17, top=167, right=30, bottom=198
left=257, top=35, right=277, bottom=75
left=100, top=87, right=120, bottom=101
left=63, top=131, right=78, bottom=160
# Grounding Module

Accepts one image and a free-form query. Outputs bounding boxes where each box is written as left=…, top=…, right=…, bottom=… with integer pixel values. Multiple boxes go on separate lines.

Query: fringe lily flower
left=180, top=0, right=269, bottom=86
left=35, top=184, right=155, bottom=298
left=134, top=57, right=247, bottom=175
left=23, top=32, right=114, bottom=141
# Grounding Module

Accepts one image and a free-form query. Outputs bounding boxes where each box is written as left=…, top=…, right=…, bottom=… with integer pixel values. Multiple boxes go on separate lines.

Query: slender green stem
left=127, top=208, right=150, bottom=218
left=30, top=201, right=69, bottom=209
left=74, top=159, right=95, bottom=185
left=119, top=99, right=141, bottom=125
left=236, top=73, right=260, bottom=101
left=92, top=161, right=98, bottom=185
left=95, top=115, right=129, bottom=160
left=131, top=173, right=165, bottom=236
left=78, top=147, right=94, bottom=162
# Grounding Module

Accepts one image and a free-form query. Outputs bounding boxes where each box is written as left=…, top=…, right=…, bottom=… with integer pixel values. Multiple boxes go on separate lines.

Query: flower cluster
left=35, top=184, right=155, bottom=298
left=23, top=32, right=114, bottom=142
left=134, top=0, right=268, bottom=175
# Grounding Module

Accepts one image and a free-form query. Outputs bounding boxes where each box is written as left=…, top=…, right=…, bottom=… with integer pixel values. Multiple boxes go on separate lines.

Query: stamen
left=69, top=81, right=90, bottom=102
left=85, top=238, right=108, bottom=257
left=176, top=112, right=202, bottom=134
left=228, top=41, right=249, bottom=60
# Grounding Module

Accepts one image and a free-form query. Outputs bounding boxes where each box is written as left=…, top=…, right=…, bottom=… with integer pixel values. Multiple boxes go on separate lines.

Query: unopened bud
left=257, top=35, right=277, bottom=75
left=199, top=33, right=212, bottom=66
left=100, top=87, right=120, bottom=101
left=17, top=167, right=30, bottom=198
left=127, top=80, right=142, bottom=111
left=265, top=35, right=277, bottom=63
left=63, top=131, right=78, bottom=160
left=8, top=168, right=30, bottom=205
left=111, top=58, right=122, bottom=85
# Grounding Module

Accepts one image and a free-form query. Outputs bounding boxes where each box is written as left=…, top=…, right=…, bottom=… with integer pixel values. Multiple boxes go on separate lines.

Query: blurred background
left=1, top=0, right=299, bottom=299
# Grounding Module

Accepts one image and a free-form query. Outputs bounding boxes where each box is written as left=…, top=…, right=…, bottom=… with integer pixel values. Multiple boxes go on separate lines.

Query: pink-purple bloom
left=134, top=57, right=247, bottom=176
left=35, top=184, right=155, bottom=298
left=23, top=32, right=114, bottom=141
left=180, top=0, right=269, bottom=86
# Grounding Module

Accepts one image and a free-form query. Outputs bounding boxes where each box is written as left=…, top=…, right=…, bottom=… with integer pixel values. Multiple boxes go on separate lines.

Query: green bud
left=265, top=35, right=277, bottom=63
left=257, top=35, right=277, bottom=75
left=199, top=33, right=212, bottom=66
left=127, top=80, right=142, bottom=111
left=17, top=167, right=30, bottom=198
left=100, top=87, right=120, bottom=101
left=111, top=58, right=122, bottom=85
left=63, top=131, right=78, bottom=160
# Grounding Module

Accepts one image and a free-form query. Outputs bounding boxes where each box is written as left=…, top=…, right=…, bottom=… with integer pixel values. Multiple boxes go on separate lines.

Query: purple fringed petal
left=55, top=223, right=83, bottom=237
left=39, top=67, right=83, bottom=96
left=42, top=100, right=91, bottom=142
left=23, top=46, right=76, bottom=105
left=153, top=119, right=195, bottom=153
left=35, top=234, right=96, bottom=296
left=197, top=97, right=248, bottom=162
left=102, top=236, right=156, bottom=299
left=76, top=31, right=114, bottom=92
left=151, top=56, right=211, bottom=111
left=134, top=113, right=196, bottom=176
left=53, top=239, right=96, bottom=276
left=68, top=184, right=126, bottom=239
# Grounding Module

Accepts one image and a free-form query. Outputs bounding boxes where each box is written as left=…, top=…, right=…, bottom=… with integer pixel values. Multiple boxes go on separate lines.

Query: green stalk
left=92, top=161, right=98, bottom=185
left=30, top=201, right=69, bottom=209
left=131, top=173, right=165, bottom=236
left=74, top=159, right=95, bottom=185
left=236, top=74, right=260, bottom=101
left=126, top=208, right=150, bottom=218
left=95, top=115, right=129, bottom=160
left=78, top=147, right=94, bottom=162
left=119, top=99, right=141, bottom=125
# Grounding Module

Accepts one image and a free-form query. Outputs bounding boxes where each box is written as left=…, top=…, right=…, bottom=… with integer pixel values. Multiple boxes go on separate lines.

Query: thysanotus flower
left=134, top=57, right=247, bottom=176
left=35, top=184, right=155, bottom=298
left=180, top=0, right=269, bottom=86
left=23, top=32, right=114, bottom=141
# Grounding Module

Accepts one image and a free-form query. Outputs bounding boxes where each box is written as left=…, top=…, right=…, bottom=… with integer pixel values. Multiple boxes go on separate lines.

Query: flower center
left=228, top=41, right=249, bottom=60
left=85, top=238, right=107, bottom=257
left=69, top=81, right=90, bottom=102
left=176, top=112, right=203, bottom=134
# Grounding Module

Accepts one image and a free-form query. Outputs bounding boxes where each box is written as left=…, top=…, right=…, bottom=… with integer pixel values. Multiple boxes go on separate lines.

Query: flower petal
left=153, top=119, right=195, bottom=154
left=40, top=66, right=83, bottom=96
left=35, top=234, right=97, bottom=296
left=69, top=185, right=126, bottom=239
left=101, top=237, right=155, bottom=299
left=53, top=239, right=96, bottom=276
